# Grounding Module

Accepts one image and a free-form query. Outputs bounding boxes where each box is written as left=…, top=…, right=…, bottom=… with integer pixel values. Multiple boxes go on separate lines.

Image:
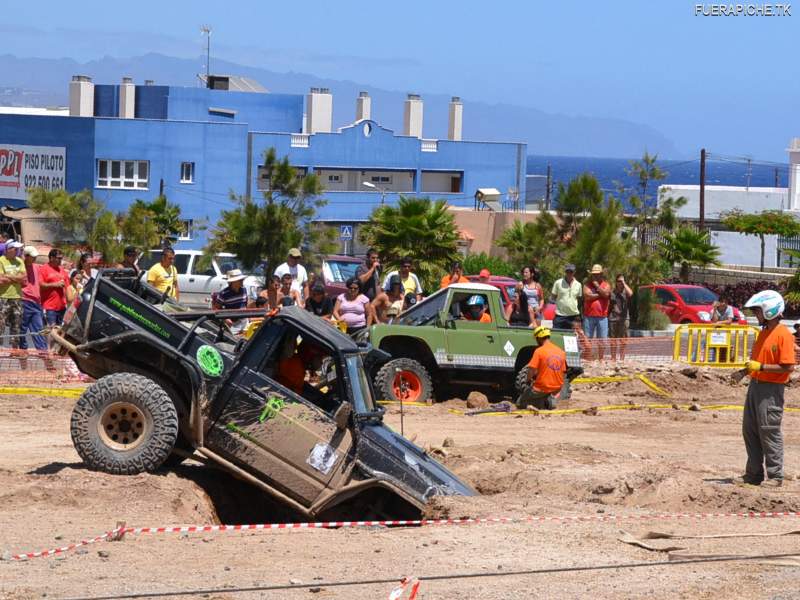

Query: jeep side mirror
left=333, top=402, right=352, bottom=429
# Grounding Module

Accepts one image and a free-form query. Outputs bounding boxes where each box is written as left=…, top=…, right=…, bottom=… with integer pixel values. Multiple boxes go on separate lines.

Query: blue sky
left=1, top=0, right=797, bottom=159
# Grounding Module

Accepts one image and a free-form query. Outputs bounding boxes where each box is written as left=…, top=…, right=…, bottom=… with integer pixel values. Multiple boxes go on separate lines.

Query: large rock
left=466, top=391, right=490, bottom=409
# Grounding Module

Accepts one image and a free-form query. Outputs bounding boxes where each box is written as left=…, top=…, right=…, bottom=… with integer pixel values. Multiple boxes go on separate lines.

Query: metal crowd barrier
left=672, top=324, right=760, bottom=368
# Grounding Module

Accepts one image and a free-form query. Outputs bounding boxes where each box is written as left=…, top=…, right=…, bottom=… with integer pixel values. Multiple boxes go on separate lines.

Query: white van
left=138, top=250, right=264, bottom=308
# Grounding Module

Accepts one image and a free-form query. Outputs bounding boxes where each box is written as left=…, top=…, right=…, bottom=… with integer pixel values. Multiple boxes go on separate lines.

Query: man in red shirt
left=582, top=264, right=611, bottom=360
left=19, top=246, right=47, bottom=351
left=39, top=248, right=70, bottom=327
left=517, top=326, right=566, bottom=410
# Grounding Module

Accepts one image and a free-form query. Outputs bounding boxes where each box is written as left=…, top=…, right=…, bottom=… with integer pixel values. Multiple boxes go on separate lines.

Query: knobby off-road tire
left=515, top=368, right=530, bottom=396
left=70, top=373, right=179, bottom=475
left=374, top=358, right=434, bottom=404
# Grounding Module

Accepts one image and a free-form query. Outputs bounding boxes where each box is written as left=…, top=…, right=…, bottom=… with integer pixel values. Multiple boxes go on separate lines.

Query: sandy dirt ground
left=3, top=364, right=800, bottom=599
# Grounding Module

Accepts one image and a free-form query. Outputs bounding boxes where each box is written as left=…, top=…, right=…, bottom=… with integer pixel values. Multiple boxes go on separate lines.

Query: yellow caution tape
left=377, top=400, right=433, bottom=408
left=636, top=375, right=671, bottom=397
left=0, top=386, right=85, bottom=398
left=573, top=376, right=632, bottom=384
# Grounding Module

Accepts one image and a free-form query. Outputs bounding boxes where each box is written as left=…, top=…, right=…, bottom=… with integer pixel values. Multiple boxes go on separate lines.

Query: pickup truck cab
left=51, top=269, right=474, bottom=518
left=361, top=283, right=582, bottom=403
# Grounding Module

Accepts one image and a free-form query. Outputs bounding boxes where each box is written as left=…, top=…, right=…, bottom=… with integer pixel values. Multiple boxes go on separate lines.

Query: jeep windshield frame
left=393, top=288, right=448, bottom=326
left=345, top=354, right=377, bottom=414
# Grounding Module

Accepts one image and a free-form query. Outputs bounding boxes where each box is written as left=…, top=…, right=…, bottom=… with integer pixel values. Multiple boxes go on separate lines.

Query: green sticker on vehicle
left=197, top=345, right=224, bottom=377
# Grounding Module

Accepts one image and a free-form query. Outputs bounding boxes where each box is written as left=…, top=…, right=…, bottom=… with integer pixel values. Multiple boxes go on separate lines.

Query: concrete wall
left=93, top=118, right=249, bottom=247
left=659, top=184, right=788, bottom=219
left=708, top=230, right=778, bottom=268
left=422, top=171, right=461, bottom=193
left=167, top=88, right=303, bottom=132
left=252, top=120, right=526, bottom=221
left=448, top=208, right=543, bottom=257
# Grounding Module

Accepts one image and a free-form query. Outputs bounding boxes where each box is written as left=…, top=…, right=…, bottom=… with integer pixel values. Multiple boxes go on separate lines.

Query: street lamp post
left=362, top=181, right=387, bottom=205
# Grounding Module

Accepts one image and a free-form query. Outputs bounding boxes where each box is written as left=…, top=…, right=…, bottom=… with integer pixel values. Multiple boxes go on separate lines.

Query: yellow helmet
left=533, top=325, right=551, bottom=339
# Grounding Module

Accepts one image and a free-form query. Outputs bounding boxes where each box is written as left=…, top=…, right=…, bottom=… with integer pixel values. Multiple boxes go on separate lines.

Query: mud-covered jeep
left=361, top=283, right=583, bottom=403
left=51, top=270, right=474, bottom=518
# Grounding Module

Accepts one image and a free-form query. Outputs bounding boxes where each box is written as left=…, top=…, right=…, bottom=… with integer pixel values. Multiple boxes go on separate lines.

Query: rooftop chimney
left=119, top=77, right=135, bottom=119
left=144, top=79, right=155, bottom=86
left=69, top=75, right=94, bottom=117
left=448, top=96, right=463, bottom=141
left=403, top=93, right=423, bottom=138
left=306, top=87, right=333, bottom=134
left=356, top=91, right=371, bottom=122
left=788, top=138, right=800, bottom=211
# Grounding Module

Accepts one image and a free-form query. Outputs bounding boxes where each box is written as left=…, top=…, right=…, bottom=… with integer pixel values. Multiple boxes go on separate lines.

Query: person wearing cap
left=517, top=325, right=566, bottom=410
left=305, top=283, right=334, bottom=319
left=0, top=241, right=26, bottom=348
left=355, top=248, right=382, bottom=301
left=550, top=263, right=582, bottom=330
left=115, top=246, right=140, bottom=275
left=373, top=274, right=406, bottom=323
left=39, top=248, right=71, bottom=327
left=582, top=264, right=611, bottom=360
left=477, top=268, right=492, bottom=285
left=18, top=246, right=47, bottom=352
left=440, top=261, right=469, bottom=289
left=381, top=257, right=422, bottom=302
left=274, top=248, right=309, bottom=302
left=733, top=290, right=795, bottom=488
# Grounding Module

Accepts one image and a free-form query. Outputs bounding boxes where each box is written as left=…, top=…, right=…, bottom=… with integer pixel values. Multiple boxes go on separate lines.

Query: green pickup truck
left=359, top=283, right=582, bottom=403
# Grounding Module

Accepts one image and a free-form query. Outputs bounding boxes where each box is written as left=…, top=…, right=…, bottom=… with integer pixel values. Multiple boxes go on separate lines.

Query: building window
left=97, top=159, right=148, bottom=189
left=371, top=175, right=392, bottom=184
left=328, top=174, right=341, bottom=183
left=257, top=165, right=308, bottom=191
left=178, top=219, right=193, bottom=241
left=180, top=162, right=195, bottom=184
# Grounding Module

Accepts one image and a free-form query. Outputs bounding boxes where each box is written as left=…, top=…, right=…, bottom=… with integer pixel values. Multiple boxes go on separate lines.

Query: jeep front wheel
left=70, top=373, right=178, bottom=475
left=375, top=358, right=434, bottom=405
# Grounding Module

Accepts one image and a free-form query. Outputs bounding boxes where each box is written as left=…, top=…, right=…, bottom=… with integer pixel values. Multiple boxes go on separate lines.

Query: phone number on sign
left=23, top=175, right=64, bottom=190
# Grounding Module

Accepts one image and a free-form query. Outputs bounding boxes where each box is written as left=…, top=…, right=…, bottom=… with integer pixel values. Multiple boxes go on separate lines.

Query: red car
left=319, top=255, right=364, bottom=298
left=639, top=284, right=747, bottom=325
left=466, top=275, right=556, bottom=320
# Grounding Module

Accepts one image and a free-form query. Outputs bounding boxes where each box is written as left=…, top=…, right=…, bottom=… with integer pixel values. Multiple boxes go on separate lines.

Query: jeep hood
left=355, top=422, right=476, bottom=504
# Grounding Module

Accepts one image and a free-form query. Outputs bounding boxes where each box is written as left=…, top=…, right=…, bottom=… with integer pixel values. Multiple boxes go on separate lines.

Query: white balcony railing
left=421, top=139, right=438, bottom=152
left=291, top=134, right=310, bottom=148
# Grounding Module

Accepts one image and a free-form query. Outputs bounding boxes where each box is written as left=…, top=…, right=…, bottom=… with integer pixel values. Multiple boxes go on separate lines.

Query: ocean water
left=526, top=155, right=787, bottom=208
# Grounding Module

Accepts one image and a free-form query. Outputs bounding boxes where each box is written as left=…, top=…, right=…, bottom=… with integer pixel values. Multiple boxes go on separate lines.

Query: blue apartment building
left=0, top=75, right=526, bottom=249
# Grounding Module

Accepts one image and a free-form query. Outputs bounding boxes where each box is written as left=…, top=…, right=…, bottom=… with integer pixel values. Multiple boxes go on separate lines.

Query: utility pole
left=746, top=158, right=752, bottom=189
left=699, top=148, right=706, bottom=230
left=159, top=178, right=164, bottom=197
left=545, top=164, right=552, bottom=211
left=775, top=167, right=780, bottom=188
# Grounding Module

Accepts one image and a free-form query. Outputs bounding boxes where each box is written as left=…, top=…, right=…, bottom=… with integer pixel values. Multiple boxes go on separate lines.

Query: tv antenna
left=200, top=26, right=212, bottom=83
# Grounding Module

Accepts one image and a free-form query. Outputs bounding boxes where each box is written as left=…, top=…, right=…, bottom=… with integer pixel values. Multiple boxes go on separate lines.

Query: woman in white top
left=521, top=266, right=544, bottom=322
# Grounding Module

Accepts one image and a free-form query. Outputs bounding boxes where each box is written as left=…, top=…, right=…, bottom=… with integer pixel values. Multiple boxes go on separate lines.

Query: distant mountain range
left=0, top=53, right=681, bottom=159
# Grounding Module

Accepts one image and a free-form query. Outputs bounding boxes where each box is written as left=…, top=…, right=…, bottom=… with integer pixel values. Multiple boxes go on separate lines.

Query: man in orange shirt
left=518, top=326, right=566, bottom=410
left=735, top=290, right=795, bottom=488
left=440, top=261, right=469, bottom=289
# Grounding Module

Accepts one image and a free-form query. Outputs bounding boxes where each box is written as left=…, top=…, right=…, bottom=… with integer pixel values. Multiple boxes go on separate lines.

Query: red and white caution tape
left=8, top=511, right=800, bottom=562
left=388, top=576, right=420, bottom=600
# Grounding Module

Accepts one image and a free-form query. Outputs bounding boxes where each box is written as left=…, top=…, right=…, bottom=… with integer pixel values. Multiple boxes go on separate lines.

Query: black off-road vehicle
left=51, top=270, right=474, bottom=518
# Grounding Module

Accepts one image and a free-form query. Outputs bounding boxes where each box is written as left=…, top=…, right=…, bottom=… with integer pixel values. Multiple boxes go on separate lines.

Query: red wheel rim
left=393, top=370, right=422, bottom=403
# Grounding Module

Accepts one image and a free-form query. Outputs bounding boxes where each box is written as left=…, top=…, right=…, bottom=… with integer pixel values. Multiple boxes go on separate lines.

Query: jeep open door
left=206, top=315, right=355, bottom=509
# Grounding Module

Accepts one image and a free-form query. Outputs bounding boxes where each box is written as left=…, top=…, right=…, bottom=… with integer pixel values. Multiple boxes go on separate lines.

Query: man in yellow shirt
left=147, top=248, right=180, bottom=300
left=0, top=241, right=26, bottom=348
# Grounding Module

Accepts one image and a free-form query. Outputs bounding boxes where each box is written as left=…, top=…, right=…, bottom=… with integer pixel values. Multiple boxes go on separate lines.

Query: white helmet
left=744, top=289, right=785, bottom=321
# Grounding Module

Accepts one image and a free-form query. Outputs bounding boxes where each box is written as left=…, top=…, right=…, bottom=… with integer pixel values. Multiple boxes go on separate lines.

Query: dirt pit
left=3, top=365, right=800, bottom=599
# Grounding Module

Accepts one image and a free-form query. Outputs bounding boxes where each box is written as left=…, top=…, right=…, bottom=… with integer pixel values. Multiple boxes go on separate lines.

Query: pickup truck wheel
left=375, top=358, right=433, bottom=405
left=70, top=373, right=178, bottom=475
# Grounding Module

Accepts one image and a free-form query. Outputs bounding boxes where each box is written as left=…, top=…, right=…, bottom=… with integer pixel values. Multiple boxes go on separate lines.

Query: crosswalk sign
left=339, top=225, right=353, bottom=241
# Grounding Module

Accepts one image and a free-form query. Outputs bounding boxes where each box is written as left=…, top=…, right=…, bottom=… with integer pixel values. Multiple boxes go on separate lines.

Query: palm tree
left=659, top=225, right=721, bottom=282
left=359, top=196, right=460, bottom=292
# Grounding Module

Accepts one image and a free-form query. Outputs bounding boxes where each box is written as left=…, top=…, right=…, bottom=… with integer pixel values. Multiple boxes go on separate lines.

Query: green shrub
left=462, top=252, right=519, bottom=278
